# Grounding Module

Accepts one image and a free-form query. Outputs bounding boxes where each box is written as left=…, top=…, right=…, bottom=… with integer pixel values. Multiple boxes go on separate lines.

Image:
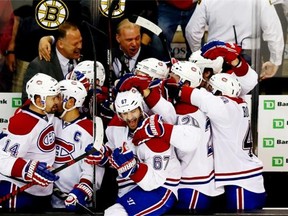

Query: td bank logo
left=272, top=157, right=284, bottom=167
left=12, top=98, right=22, bottom=108
left=35, top=0, right=69, bottom=30
left=263, top=138, right=274, bottom=148
left=263, top=100, right=275, bottom=110
left=273, top=119, right=285, bottom=129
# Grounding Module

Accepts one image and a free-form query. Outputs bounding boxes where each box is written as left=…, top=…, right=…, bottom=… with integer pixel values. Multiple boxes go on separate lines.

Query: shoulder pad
left=77, top=118, right=93, bottom=136
left=8, top=112, right=39, bottom=135
left=108, top=115, right=126, bottom=127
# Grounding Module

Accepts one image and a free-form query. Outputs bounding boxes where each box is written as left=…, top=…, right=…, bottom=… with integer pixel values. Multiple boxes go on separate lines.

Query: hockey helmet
left=114, top=87, right=144, bottom=118
left=136, top=58, right=169, bottom=79
left=71, top=60, right=106, bottom=87
left=208, top=73, right=241, bottom=97
left=26, top=73, right=59, bottom=109
left=170, top=61, right=202, bottom=88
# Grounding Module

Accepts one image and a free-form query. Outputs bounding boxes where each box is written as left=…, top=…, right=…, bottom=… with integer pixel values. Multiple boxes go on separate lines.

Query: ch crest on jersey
left=99, top=0, right=126, bottom=18
left=35, top=0, right=69, bottom=30
left=37, top=124, right=56, bottom=152
left=55, top=138, right=75, bottom=163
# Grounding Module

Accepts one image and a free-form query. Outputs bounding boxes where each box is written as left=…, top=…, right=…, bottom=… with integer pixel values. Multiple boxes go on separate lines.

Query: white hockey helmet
left=72, top=60, right=106, bottom=87
left=58, top=79, right=87, bottom=117
left=114, top=87, right=144, bottom=117
left=170, top=61, right=203, bottom=88
left=189, top=50, right=224, bottom=74
left=26, top=73, right=59, bottom=109
left=58, top=79, right=87, bottom=108
left=208, top=73, right=241, bottom=97
left=136, top=58, right=169, bottom=79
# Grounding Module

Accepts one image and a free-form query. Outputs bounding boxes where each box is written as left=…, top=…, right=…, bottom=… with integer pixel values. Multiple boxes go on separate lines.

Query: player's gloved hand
left=148, top=78, right=163, bottom=89
left=73, top=70, right=90, bottom=90
left=119, top=75, right=152, bottom=94
left=109, top=144, right=138, bottom=178
left=23, top=160, right=59, bottom=187
left=132, top=114, right=165, bottom=146
left=65, top=182, right=93, bottom=212
left=84, top=144, right=110, bottom=166
left=99, top=100, right=115, bottom=120
left=201, top=40, right=242, bottom=64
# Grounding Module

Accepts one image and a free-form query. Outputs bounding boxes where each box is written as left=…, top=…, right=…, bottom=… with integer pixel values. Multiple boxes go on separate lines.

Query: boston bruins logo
left=35, top=0, right=69, bottom=30
left=99, top=0, right=126, bottom=18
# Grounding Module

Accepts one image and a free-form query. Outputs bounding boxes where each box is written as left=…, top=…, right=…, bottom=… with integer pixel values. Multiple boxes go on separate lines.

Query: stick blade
left=94, top=116, right=104, bottom=151
left=129, top=15, right=162, bottom=36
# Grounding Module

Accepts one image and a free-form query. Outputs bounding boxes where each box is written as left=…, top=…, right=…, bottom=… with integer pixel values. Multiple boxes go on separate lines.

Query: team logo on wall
left=35, top=0, right=69, bottom=30
left=99, top=0, right=126, bottom=18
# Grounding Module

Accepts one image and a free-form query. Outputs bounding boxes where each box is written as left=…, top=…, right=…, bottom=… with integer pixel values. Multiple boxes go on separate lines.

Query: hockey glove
left=99, top=99, right=115, bottom=120
left=201, top=40, right=242, bottom=64
left=73, top=70, right=90, bottom=90
left=109, top=145, right=138, bottom=178
left=132, top=114, right=165, bottom=146
left=118, top=75, right=152, bottom=94
left=23, top=160, right=59, bottom=187
left=84, top=144, right=111, bottom=166
left=65, top=182, right=93, bottom=212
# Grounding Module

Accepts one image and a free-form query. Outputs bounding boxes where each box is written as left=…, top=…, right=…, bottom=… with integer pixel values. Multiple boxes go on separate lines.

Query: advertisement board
left=0, top=93, right=22, bottom=130
left=258, top=95, right=288, bottom=171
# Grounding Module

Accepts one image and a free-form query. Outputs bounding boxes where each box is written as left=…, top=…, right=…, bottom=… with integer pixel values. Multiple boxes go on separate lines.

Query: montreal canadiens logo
left=37, top=124, right=56, bottom=152
left=55, top=138, right=75, bottom=163
left=100, top=0, right=126, bottom=18
left=35, top=0, right=69, bottom=30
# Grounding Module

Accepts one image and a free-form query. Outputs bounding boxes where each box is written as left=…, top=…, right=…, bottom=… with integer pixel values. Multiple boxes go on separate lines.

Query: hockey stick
left=128, top=15, right=172, bottom=66
left=107, top=0, right=120, bottom=103
left=0, top=117, right=104, bottom=204
left=76, top=201, right=97, bottom=215
left=54, top=190, right=97, bottom=215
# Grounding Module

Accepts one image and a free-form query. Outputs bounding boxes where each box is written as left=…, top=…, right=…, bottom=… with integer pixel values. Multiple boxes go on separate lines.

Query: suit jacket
left=22, top=50, right=64, bottom=103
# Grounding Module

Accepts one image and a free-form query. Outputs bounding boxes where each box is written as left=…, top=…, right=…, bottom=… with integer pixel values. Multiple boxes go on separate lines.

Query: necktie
left=68, top=59, right=74, bottom=74
left=124, top=55, right=130, bottom=70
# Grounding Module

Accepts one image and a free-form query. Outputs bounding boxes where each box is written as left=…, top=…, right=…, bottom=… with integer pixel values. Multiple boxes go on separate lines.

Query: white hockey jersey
left=175, top=102, right=224, bottom=196
left=0, top=107, right=56, bottom=196
left=52, top=115, right=105, bottom=208
left=147, top=88, right=224, bottom=196
left=183, top=87, right=265, bottom=193
left=105, top=115, right=182, bottom=198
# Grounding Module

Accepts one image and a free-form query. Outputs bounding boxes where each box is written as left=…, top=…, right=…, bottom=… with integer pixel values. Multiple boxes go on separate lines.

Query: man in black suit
left=21, top=21, right=82, bottom=103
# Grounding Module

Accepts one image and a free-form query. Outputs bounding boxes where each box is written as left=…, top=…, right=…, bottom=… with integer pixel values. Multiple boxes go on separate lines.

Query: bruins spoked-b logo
left=99, top=0, right=126, bottom=18
left=35, top=0, right=69, bottom=30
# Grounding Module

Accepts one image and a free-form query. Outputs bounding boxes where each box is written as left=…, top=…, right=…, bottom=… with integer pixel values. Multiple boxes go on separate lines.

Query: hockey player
left=115, top=57, right=178, bottom=124
left=136, top=61, right=225, bottom=212
left=51, top=79, right=105, bottom=211
left=177, top=41, right=265, bottom=211
left=165, top=61, right=224, bottom=212
left=0, top=73, right=60, bottom=210
left=66, top=60, right=113, bottom=124
left=84, top=87, right=202, bottom=215
left=114, top=57, right=170, bottom=94
left=179, top=72, right=266, bottom=211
